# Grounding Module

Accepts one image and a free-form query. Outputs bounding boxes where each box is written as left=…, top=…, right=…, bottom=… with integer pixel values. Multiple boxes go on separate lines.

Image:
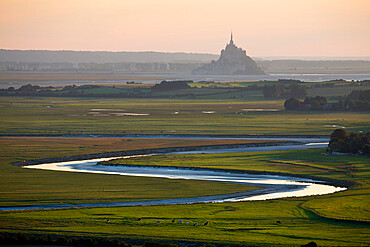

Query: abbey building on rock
left=193, top=33, right=265, bottom=75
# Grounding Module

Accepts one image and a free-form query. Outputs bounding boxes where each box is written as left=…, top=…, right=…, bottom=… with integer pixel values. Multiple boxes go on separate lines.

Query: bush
left=328, top=129, right=369, bottom=154
left=284, top=98, right=302, bottom=110
left=330, top=129, right=347, bottom=140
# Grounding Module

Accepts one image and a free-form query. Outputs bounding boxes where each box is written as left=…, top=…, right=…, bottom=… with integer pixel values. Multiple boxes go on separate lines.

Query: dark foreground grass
left=1, top=97, right=369, bottom=135
left=0, top=137, right=262, bottom=207
left=0, top=199, right=368, bottom=246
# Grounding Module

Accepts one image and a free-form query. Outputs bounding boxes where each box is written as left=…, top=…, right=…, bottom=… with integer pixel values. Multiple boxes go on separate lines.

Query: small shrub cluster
left=327, top=129, right=370, bottom=154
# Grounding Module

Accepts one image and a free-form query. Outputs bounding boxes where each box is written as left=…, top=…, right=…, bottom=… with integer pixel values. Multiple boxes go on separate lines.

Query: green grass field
left=0, top=92, right=369, bottom=246
left=0, top=135, right=369, bottom=246
left=105, top=148, right=370, bottom=223
left=1, top=199, right=368, bottom=246
left=0, top=137, right=263, bottom=207
left=1, top=97, right=368, bottom=136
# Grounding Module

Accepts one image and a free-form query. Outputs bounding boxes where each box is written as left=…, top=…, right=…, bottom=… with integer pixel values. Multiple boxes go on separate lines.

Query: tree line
left=262, top=84, right=307, bottom=98
left=284, top=90, right=370, bottom=111
left=151, top=80, right=192, bottom=92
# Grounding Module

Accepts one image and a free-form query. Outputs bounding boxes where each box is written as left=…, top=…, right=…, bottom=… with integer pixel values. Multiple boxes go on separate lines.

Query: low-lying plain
left=0, top=137, right=265, bottom=206
left=0, top=81, right=369, bottom=246
left=0, top=96, right=369, bottom=135
left=1, top=143, right=369, bottom=246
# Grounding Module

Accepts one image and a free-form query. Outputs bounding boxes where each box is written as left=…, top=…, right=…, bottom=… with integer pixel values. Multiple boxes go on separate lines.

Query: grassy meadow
left=0, top=96, right=369, bottom=136
left=0, top=81, right=369, bottom=246
left=0, top=147, right=369, bottom=246
left=0, top=137, right=263, bottom=207
left=105, top=148, right=370, bottom=222
left=1, top=199, right=368, bottom=246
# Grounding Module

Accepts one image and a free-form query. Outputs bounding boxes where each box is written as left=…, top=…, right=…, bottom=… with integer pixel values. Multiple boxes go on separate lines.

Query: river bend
left=0, top=136, right=346, bottom=211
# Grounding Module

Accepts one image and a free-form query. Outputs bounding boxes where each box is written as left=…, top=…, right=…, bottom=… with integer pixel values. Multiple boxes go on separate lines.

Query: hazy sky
left=0, top=0, right=369, bottom=56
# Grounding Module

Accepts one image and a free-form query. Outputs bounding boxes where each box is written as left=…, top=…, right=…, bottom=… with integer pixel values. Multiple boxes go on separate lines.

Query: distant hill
left=1, top=49, right=369, bottom=74
left=0, top=49, right=219, bottom=64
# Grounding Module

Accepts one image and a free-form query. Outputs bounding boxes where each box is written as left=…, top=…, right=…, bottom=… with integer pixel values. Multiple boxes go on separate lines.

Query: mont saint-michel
left=193, top=34, right=265, bottom=75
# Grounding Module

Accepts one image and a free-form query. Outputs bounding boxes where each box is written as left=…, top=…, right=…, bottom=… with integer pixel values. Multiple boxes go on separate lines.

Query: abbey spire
left=229, top=31, right=234, bottom=45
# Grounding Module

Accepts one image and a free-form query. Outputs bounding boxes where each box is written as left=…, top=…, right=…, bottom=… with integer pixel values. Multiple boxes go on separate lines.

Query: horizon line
left=1, top=49, right=370, bottom=60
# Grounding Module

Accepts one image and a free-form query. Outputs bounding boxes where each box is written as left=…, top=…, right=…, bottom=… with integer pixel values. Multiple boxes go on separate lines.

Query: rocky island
left=193, top=33, right=265, bottom=75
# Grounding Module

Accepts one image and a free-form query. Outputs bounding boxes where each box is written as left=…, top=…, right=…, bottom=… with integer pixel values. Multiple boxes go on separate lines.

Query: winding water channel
left=0, top=136, right=347, bottom=211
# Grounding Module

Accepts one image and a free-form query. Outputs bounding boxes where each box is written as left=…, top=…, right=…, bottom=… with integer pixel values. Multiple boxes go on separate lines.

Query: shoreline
left=11, top=141, right=298, bottom=167
left=0, top=185, right=300, bottom=211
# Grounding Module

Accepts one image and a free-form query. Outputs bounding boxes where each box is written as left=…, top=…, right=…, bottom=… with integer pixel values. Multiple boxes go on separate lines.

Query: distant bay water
left=164, top=72, right=370, bottom=83
left=0, top=72, right=369, bottom=89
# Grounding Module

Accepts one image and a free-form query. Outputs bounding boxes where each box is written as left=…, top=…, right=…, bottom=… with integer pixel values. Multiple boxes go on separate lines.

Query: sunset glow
left=0, top=0, right=369, bottom=56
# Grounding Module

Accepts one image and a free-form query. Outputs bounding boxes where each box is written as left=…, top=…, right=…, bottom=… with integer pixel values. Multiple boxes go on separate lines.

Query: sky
left=0, top=0, right=369, bottom=57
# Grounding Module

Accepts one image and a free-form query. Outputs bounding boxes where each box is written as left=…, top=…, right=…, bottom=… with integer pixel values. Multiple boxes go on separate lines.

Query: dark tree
left=328, top=129, right=369, bottom=154
left=304, top=96, right=327, bottom=110
left=288, top=84, right=307, bottom=98
left=359, top=90, right=370, bottom=101
left=330, top=128, right=347, bottom=140
left=151, top=80, right=192, bottom=92
left=284, top=98, right=302, bottom=110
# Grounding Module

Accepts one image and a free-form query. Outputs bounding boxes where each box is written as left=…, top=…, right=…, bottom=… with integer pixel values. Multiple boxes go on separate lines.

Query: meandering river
left=0, top=136, right=347, bottom=211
